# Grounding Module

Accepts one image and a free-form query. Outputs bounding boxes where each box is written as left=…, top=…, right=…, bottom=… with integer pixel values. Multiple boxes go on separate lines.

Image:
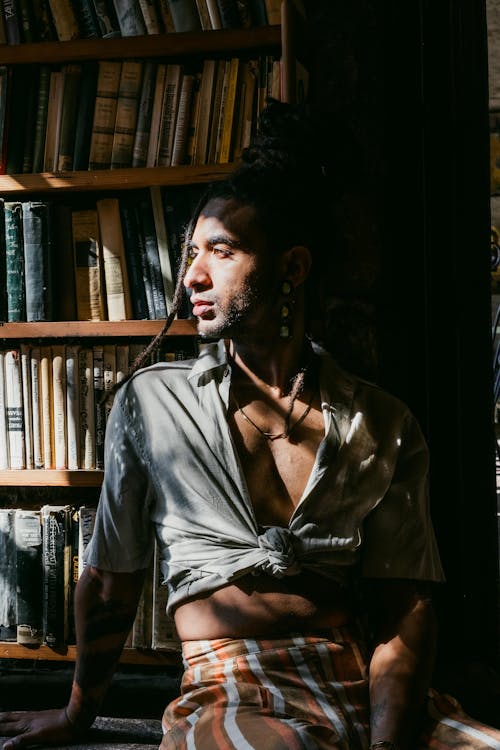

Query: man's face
left=184, top=198, right=280, bottom=340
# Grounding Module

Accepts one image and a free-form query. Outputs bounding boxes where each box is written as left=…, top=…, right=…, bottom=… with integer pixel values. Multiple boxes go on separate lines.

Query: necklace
left=231, top=387, right=314, bottom=441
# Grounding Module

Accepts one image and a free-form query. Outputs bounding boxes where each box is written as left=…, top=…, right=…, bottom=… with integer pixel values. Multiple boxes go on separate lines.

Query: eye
left=187, top=246, right=198, bottom=260
left=212, top=246, right=233, bottom=258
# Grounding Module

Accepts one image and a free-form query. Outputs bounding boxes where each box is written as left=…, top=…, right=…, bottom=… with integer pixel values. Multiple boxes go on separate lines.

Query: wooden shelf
left=0, top=164, right=236, bottom=195
left=0, top=642, right=181, bottom=665
left=0, top=26, right=281, bottom=65
left=0, top=319, right=197, bottom=339
left=0, top=470, right=103, bottom=487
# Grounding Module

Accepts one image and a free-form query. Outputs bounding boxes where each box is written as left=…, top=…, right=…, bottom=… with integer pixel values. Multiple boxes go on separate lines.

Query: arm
left=0, top=565, right=146, bottom=749
left=366, top=580, right=437, bottom=750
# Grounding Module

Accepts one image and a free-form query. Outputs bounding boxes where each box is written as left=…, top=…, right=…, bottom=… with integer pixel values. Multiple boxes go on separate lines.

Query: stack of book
left=0, top=185, right=202, bottom=323
left=0, top=505, right=180, bottom=650
left=0, top=53, right=280, bottom=174
left=0, top=340, right=198, bottom=471
left=0, top=0, right=280, bottom=45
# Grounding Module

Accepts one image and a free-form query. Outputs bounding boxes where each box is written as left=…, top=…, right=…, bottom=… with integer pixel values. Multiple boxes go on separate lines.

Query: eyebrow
left=188, top=233, right=250, bottom=251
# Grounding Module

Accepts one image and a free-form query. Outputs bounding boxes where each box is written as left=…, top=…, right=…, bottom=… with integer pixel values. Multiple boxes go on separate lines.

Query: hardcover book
left=5, top=348, right=25, bottom=469
left=41, top=504, right=72, bottom=646
left=77, top=505, right=96, bottom=577
left=167, top=0, right=201, bottom=31
left=4, top=200, right=25, bottom=322
left=40, top=345, right=54, bottom=469
left=88, top=60, right=122, bottom=170
left=52, top=345, right=67, bottom=470
left=131, top=60, right=156, bottom=168
left=66, top=344, right=81, bottom=470
left=30, top=346, right=44, bottom=469
left=0, top=350, right=9, bottom=469
left=15, top=509, right=43, bottom=645
left=22, top=200, right=54, bottom=322
left=119, top=197, right=150, bottom=319
left=110, top=60, right=143, bottom=169
left=20, top=343, right=33, bottom=469
left=157, top=64, right=182, bottom=167
left=96, top=197, right=133, bottom=321
left=57, top=64, right=83, bottom=171
left=0, top=508, right=16, bottom=641
left=112, top=0, right=146, bottom=36
left=78, top=348, right=95, bottom=470
left=72, top=208, right=106, bottom=321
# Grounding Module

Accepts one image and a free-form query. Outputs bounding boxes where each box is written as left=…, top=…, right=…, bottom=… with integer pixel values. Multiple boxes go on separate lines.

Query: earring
left=279, top=280, right=295, bottom=339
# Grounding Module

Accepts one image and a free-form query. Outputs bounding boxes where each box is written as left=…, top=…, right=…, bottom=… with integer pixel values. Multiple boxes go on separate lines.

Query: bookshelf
left=0, top=0, right=304, bottom=664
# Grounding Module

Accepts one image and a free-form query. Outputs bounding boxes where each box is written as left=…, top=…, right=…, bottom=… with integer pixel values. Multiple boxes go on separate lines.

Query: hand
left=0, top=707, right=80, bottom=749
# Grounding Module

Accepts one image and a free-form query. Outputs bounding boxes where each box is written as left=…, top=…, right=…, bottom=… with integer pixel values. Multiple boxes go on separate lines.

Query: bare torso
left=174, top=385, right=355, bottom=640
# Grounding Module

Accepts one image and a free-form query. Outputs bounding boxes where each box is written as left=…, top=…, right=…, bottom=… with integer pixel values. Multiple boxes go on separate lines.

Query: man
left=0, top=103, right=497, bottom=750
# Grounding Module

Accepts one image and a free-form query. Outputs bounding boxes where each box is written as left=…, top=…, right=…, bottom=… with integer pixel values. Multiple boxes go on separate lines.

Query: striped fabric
left=160, top=631, right=500, bottom=750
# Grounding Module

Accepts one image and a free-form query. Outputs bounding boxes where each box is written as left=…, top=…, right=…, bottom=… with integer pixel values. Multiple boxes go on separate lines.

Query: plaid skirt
left=160, top=629, right=500, bottom=750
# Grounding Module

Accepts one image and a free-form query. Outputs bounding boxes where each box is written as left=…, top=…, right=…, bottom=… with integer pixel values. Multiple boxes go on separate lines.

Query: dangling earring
left=279, top=280, right=296, bottom=339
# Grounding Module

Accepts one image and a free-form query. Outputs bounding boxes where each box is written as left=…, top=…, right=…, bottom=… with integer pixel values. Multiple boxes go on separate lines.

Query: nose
left=184, top=251, right=211, bottom=290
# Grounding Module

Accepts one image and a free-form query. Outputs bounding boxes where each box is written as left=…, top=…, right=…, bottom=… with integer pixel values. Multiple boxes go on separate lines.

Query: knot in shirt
left=257, top=526, right=301, bottom=578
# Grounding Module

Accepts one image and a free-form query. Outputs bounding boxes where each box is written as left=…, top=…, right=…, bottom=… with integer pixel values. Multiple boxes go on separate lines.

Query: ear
left=281, top=245, right=312, bottom=287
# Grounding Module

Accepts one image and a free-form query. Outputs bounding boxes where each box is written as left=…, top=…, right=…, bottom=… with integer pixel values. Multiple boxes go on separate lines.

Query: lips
left=191, top=298, right=214, bottom=317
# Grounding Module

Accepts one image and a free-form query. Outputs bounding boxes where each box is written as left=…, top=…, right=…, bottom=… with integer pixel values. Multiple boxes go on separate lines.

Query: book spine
left=150, top=186, right=174, bottom=313
left=151, top=539, right=180, bottom=650
left=6, top=67, right=33, bottom=174
left=52, top=344, right=67, bottom=470
left=47, top=0, right=80, bottom=40
left=167, top=0, right=201, bottom=31
left=119, top=198, right=149, bottom=319
left=0, top=509, right=16, bottom=641
left=20, top=343, right=33, bottom=469
left=116, top=344, right=130, bottom=383
left=92, top=344, right=104, bottom=470
left=30, top=346, right=44, bottom=469
left=216, top=0, right=241, bottom=28
left=157, top=64, right=182, bottom=167
left=2, top=0, right=21, bottom=44
left=194, top=0, right=212, bottom=29
left=21, top=73, right=38, bottom=174
left=170, top=72, right=195, bottom=167
left=213, top=59, right=230, bottom=163
left=110, top=60, right=143, bottom=169
left=112, top=0, right=146, bottom=36
left=32, top=0, right=57, bottom=41
left=207, top=59, right=226, bottom=163
left=131, top=60, right=156, bottom=168
left=66, top=344, right=81, bottom=470
left=156, top=0, right=175, bottom=31
left=205, top=0, right=221, bottom=29
left=219, top=57, right=239, bottom=163
left=78, top=348, right=95, bottom=469
left=145, top=63, right=167, bottom=168
left=5, top=348, right=25, bottom=469
left=40, top=346, right=54, bottom=469
left=88, top=60, right=122, bottom=170
left=42, top=505, right=71, bottom=645
left=0, top=351, right=9, bottom=470
left=15, top=509, right=43, bottom=645
left=77, top=506, right=96, bottom=577
left=194, top=58, right=216, bottom=165
left=186, top=71, right=201, bottom=164
left=96, top=198, right=133, bottom=320
left=137, top=0, right=161, bottom=33
left=57, top=64, right=83, bottom=172
left=4, top=201, right=25, bottom=322
left=69, top=507, right=79, bottom=642
left=91, top=0, right=120, bottom=37
left=72, top=62, right=99, bottom=171
left=137, top=193, right=167, bottom=319
left=43, top=69, right=65, bottom=173
left=0, top=66, right=9, bottom=175
left=32, top=65, right=51, bottom=173
left=51, top=203, right=77, bottom=321
left=22, top=200, right=54, bottom=322
left=72, top=0, right=100, bottom=37
left=72, top=208, right=105, bottom=321
left=102, top=343, right=116, bottom=422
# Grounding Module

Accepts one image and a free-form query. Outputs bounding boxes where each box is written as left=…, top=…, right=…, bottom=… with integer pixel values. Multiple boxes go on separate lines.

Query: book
left=32, top=65, right=51, bottom=173
left=232, top=58, right=257, bottom=159
left=52, top=345, right=67, bottom=470
left=32, top=0, right=57, bottom=41
left=72, top=0, right=100, bottom=37
left=2, top=0, right=21, bottom=44
left=30, top=346, right=44, bottom=469
left=0, top=509, right=16, bottom=641
left=205, top=0, right=221, bottom=29
left=91, top=0, right=120, bottom=37
left=119, top=196, right=150, bottom=319
left=110, top=60, right=143, bottom=169
left=145, top=63, right=167, bottom=167
left=212, top=59, right=230, bottom=163
left=4, top=201, right=25, bottom=322
left=66, top=344, right=80, bottom=470
left=131, top=560, right=152, bottom=648
left=15, top=509, right=43, bottom=645
left=264, top=0, right=280, bottom=24
left=6, top=66, right=32, bottom=174
left=57, top=63, right=83, bottom=171
left=72, top=208, right=106, bottom=321
left=131, top=60, right=156, bottom=167
left=216, top=0, right=241, bottom=28
left=22, top=200, right=54, bottom=322
left=0, top=351, right=9, bottom=469
left=112, top=0, right=146, bottom=35
left=116, top=344, right=129, bottom=383
left=171, top=72, right=195, bottom=166
left=78, top=348, right=95, bottom=469
left=207, top=59, right=226, bottom=163
left=167, top=0, right=201, bottom=31
left=88, top=60, right=122, bottom=170
left=193, top=58, right=216, bottom=165
left=5, top=349, right=25, bottom=469
left=21, top=71, right=39, bottom=173
left=96, top=197, right=133, bottom=320
left=249, top=0, right=267, bottom=25
left=219, top=57, right=240, bottom=163
left=195, top=0, right=211, bottom=29
left=92, top=344, right=105, bottom=469
left=137, top=0, right=161, bottom=33
left=102, top=343, right=116, bottom=421
left=72, top=61, right=99, bottom=171
left=43, top=69, right=65, bottom=172
left=136, top=192, right=167, bottom=318
left=77, top=505, right=96, bottom=577
left=48, top=0, right=80, bottom=40
left=157, top=64, right=182, bottom=167
left=40, top=345, right=54, bottom=469
left=69, top=506, right=79, bottom=642
left=150, top=186, right=174, bottom=313
left=20, top=343, right=33, bottom=469
left=151, top=540, right=180, bottom=650
left=0, top=66, right=9, bottom=174
left=185, top=71, right=201, bottom=163
left=41, top=504, right=72, bottom=645
left=52, top=203, right=77, bottom=321
left=156, top=0, right=175, bottom=32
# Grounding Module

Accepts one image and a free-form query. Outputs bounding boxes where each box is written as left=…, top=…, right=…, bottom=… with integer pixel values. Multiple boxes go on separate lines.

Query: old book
left=212, top=59, right=230, bottom=162
left=249, top=0, right=267, bottom=25
left=40, top=345, right=54, bottom=469
left=43, top=69, right=65, bottom=172
left=193, top=58, right=216, bottom=165
left=6, top=67, right=32, bottom=173
left=72, top=208, right=106, bottom=321
left=72, top=0, right=100, bottom=37
left=205, top=0, right=221, bottom=29
left=232, top=58, right=257, bottom=159
left=110, top=60, right=143, bottom=169
left=15, top=510, right=43, bottom=645
left=2, top=0, right=21, bottom=44
left=116, top=344, right=129, bottom=383
left=167, top=0, right=201, bottom=31
left=5, top=348, right=25, bottom=469
left=4, top=201, right=25, bottom=322
left=57, top=63, right=82, bottom=171
left=41, top=504, right=72, bottom=645
left=92, top=345, right=104, bottom=470
left=194, top=0, right=211, bottom=29
left=91, top=0, right=120, bottom=37
left=136, top=192, right=167, bottom=319
left=185, top=71, right=201, bottom=164
left=0, top=509, right=16, bottom=641
left=131, top=60, right=156, bottom=167
left=219, top=57, right=240, bottom=163
left=52, top=203, right=77, bottom=321
left=156, top=0, right=175, bottom=31
left=151, top=540, right=180, bottom=650
left=145, top=63, right=167, bottom=167
left=73, top=61, right=99, bottom=170
left=20, top=344, right=33, bottom=469
left=156, top=64, right=182, bottom=167
left=170, top=72, right=195, bottom=166
left=52, top=344, right=67, bottom=470
left=68, top=506, right=79, bottom=642
left=216, top=0, right=241, bottom=28
left=22, top=200, right=54, bottom=322
left=207, top=59, right=226, bottom=163
left=112, top=0, right=146, bottom=35
left=77, top=505, right=96, bottom=577
left=102, top=343, right=116, bottom=423
left=137, top=0, right=161, bottom=33
left=88, top=60, right=122, bottom=170
left=48, top=0, right=80, bottom=40
left=96, top=197, right=132, bottom=320
left=150, top=186, right=174, bottom=313
left=264, top=0, right=280, bottom=24
left=32, top=0, right=57, bottom=41
left=78, top=348, right=95, bottom=470
left=21, top=71, right=39, bottom=173
left=32, top=65, right=51, bottom=173
left=0, top=351, right=9, bottom=469
left=66, top=344, right=80, bottom=470
left=30, top=346, right=44, bottom=469
left=0, top=66, right=9, bottom=174
left=119, top=197, right=150, bottom=319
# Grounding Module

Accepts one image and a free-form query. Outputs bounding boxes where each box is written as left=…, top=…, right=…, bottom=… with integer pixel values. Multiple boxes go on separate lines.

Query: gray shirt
left=84, top=340, right=444, bottom=615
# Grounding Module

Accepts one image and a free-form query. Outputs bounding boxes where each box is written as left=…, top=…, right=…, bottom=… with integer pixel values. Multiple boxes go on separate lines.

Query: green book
left=22, top=201, right=54, bottom=322
left=4, top=201, right=25, bottom=322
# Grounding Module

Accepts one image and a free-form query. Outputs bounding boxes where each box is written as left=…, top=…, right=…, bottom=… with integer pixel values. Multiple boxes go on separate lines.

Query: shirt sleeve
left=83, top=385, right=155, bottom=572
left=360, top=409, right=444, bottom=582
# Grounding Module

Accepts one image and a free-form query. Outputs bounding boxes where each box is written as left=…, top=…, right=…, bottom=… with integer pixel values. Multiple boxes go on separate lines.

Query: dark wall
left=306, top=0, right=499, bottom=684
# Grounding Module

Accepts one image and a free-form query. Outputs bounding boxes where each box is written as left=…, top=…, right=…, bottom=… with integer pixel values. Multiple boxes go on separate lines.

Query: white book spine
left=20, top=345, right=33, bottom=469
left=78, top=349, right=95, bottom=470
left=5, top=349, right=25, bottom=470
left=0, top=351, right=10, bottom=470
left=77, top=506, right=97, bottom=578
left=66, top=345, right=80, bottom=470
left=40, top=348, right=53, bottom=469
left=30, top=347, right=44, bottom=469
left=150, top=186, right=174, bottom=314
left=52, top=345, right=67, bottom=470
